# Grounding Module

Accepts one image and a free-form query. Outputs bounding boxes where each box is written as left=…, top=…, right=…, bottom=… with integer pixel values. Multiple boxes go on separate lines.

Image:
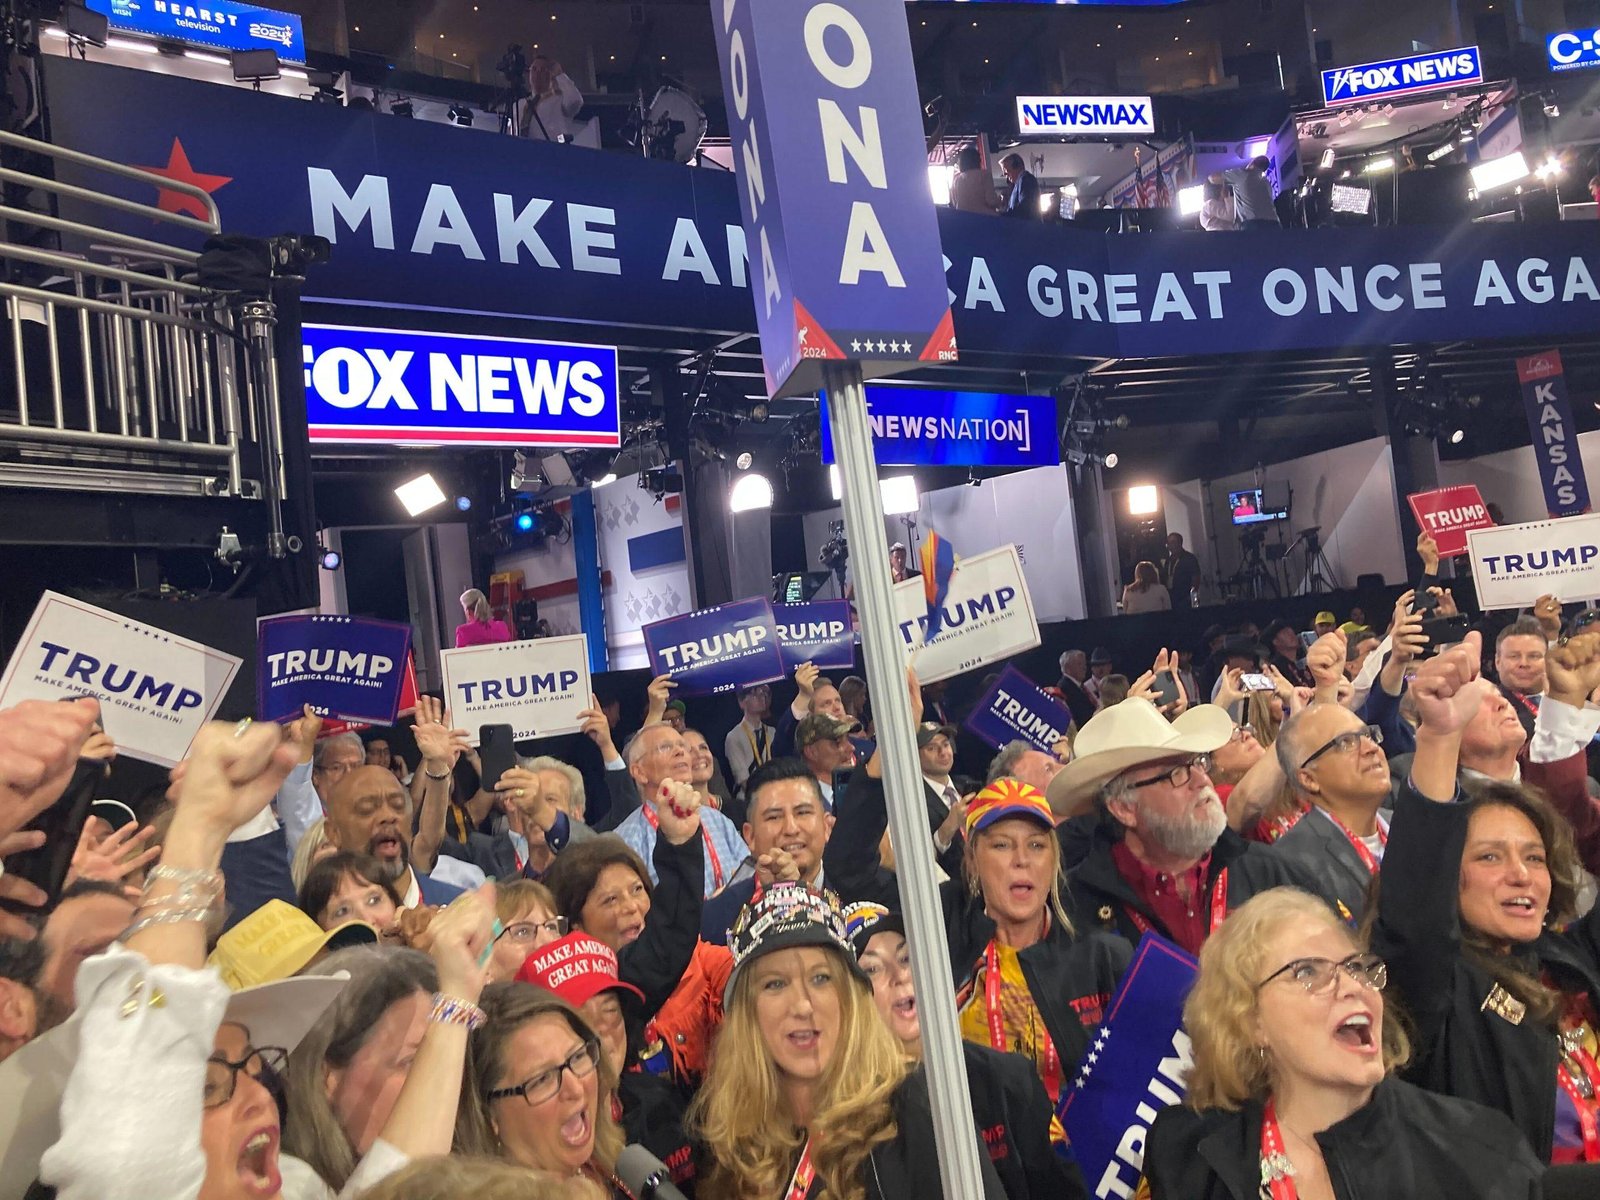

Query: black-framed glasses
left=1128, top=754, right=1212, bottom=791
left=1256, top=953, right=1387, bottom=995
left=203, top=1046, right=288, bottom=1109
left=496, top=916, right=568, bottom=945
left=1299, top=725, right=1384, bottom=769
left=487, top=1038, right=601, bottom=1106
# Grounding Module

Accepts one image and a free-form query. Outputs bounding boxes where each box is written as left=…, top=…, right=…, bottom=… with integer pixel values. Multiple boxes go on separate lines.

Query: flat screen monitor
left=1229, top=487, right=1288, bottom=526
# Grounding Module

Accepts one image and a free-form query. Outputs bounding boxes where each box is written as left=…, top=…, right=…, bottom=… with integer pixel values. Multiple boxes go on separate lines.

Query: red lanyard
left=1558, top=1049, right=1600, bottom=1162
left=1125, top=868, right=1230, bottom=938
left=783, top=1139, right=815, bottom=1200
left=1319, top=809, right=1389, bottom=875
left=1259, top=1098, right=1299, bottom=1200
left=983, top=938, right=1063, bottom=1100
left=643, top=804, right=726, bottom=891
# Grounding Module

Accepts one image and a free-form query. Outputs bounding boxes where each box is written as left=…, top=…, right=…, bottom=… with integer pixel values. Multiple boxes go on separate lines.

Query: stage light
left=394, top=473, right=447, bottom=516
left=592, top=472, right=618, bottom=488
left=729, top=473, right=774, bottom=513
left=880, top=475, right=920, bottom=515
left=735, top=452, right=754, bottom=471
left=928, top=164, right=956, bottom=205
left=448, top=104, right=474, bottom=127
left=1038, top=191, right=1054, bottom=214
left=1128, top=485, right=1160, bottom=516
left=1449, top=428, right=1465, bottom=445
left=1103, top=452, right=1120, bottom=470
left=1319, top=148, right=1336, bottom=170
left=455, top=495, right=473, bottom=512
left=515, top=512, right=535, bottom=532
left=318, top=548, right=342, bottom=571
left=1177, top=185, right=1205, bottom=216
left=1535, top=155, right=1564, bottom=181
left=1470, top=151, right=1529, bottom=192
left=1427, top=142, right=1455, bottom=162
left=1364, top=157, right=1396, bottom=174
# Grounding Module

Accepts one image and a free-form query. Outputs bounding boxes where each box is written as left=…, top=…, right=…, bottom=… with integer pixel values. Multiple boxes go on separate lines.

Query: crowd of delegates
left=6, top=558, right=1600, bottom=1197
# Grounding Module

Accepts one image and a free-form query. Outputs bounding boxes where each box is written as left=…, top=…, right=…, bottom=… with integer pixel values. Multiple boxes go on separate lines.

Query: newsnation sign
left=39, top=59, right=1600, bottom=363
left=1016, top=95, right=1155, bottom=137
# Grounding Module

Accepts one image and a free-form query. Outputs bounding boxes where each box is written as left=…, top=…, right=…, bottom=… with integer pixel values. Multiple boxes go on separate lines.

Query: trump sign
left=302, top=324, right=620, bottom=449
left=439, top=635, right=592, bottom=744
left=710, top=0, right=956, bottom=398
left=1468, top=514, right=1600, bottom=609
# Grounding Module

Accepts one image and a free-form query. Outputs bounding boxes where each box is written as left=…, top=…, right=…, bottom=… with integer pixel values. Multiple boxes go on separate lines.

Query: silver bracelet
left=125, top=905, right=216, bottom=939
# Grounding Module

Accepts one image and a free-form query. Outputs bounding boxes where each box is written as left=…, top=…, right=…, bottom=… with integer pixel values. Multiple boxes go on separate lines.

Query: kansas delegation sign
left=303, top=324, right=621, bottom=448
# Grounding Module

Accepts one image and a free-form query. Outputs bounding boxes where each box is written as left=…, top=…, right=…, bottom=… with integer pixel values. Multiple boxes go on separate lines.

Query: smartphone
left=1410, top=590, right=1441, bottom=615
left=1419, top=614, right=1469, bottom=656
left=0, top=758, right=101, bottom=914
left=1240, top=673, right=1276, bottom=692
left=478, top=723, right=518, bottom=793
left=1152, top=673, right=1180, bottom=708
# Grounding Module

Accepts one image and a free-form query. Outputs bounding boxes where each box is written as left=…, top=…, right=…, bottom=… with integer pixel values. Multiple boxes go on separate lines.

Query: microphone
left=616, top=1144, right=689, bottom=1200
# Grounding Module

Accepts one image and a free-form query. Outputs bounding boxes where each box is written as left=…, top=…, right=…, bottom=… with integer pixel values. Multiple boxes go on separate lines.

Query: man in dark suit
left=1162, top=532, right=1201, bottom=609
left=918, top=721, right=978, bottom=878
left=1001, top=153, right=1042, bottom=219
left=1054, top=649, right=1098, bottom=728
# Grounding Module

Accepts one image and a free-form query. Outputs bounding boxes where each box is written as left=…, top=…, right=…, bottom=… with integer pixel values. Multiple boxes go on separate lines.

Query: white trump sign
left=1467, top=515, right=1600, bottom=609
left=893, top=544, right=1041, bottom=684
left=440, top=635, right=592, bottom=744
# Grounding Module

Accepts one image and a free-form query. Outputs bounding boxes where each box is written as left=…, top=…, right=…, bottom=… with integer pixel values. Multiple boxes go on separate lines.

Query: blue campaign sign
left=1517, top=350, right=1592, bottom=518
left=1321, top=45, right=1482, bottom=106
left=302, top=324, right=620, bottom=449
left=963, top=666, right=1073, bottom=753
left=710, top=0, right=956, bottom=397
left=1549, top=29, right=1600, bottom=73
left=819, top=386, right=1058, bottom=467
left=1060, top=935, right=1198, bottom=1199
left=643, top=597, right=786, bottom=697
left=86, top=0, right=305, bottom=63
left=257, top=615, right=412, bottom=725
left=774, top=601, right=855, bottom=671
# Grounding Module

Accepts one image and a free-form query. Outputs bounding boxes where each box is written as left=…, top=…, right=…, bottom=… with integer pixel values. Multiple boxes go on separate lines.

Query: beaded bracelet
left=429, top=993, right=487, bottom=1030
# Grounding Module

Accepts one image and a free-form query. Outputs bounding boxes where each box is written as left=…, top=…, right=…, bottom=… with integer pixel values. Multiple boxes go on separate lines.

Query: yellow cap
left=207, top=900, right=376, bottom=991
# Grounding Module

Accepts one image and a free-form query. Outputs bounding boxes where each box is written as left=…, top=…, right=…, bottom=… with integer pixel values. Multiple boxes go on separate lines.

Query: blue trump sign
left=1549, top=29, right=1600, bottom=73
left=963, top=666, right=1073, bottom=753
left=1321, top=45, right=1481, bottom=106
left=1060, top=935, right=1198, bottom=1199
left=86, top=0, right=304, bottom=62
left=710, top=0, right=956, bottom=397
left=302, top=324, right=620, bottom=449
left=774, top=601, right=855, bottom=671
left=257, top=615, right=412, bottom=726
left=643, top=597, right=786, bottom=696
left=819, top=386, right=1058, bottom=467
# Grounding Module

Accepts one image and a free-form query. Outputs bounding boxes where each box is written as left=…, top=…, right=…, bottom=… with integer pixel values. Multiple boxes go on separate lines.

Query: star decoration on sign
left=132, top=138, right=233, bottom=221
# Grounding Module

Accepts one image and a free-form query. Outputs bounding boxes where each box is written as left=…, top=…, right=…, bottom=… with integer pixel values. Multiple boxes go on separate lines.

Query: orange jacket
left=642, top=939, right=733, bottom=1085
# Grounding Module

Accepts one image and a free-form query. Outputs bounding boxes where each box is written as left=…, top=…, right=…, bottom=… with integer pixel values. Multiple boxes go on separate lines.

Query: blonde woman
left=455, top=983, right=626, bottom=1194
left=359, top=1155, right=603, bottom=1200
left=290, top=816, right=337, bottom=893
left=691, top=883, right=1005, bottom=1200
left=1142, top=887, right=1542, bottom=1199
left=455, top=588, right=513, bottom=649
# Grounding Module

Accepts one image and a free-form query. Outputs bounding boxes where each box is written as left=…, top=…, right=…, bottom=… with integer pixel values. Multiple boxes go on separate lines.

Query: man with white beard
left=1046, top=698, right=1318, bottom=954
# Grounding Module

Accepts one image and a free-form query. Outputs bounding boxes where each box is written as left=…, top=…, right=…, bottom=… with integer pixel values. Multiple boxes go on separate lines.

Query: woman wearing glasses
left=455, top=984, right=625, bottom=1191
left=488, top=880, right=568, bottom=982
left=1143, top=887, right=1543, bottom=1199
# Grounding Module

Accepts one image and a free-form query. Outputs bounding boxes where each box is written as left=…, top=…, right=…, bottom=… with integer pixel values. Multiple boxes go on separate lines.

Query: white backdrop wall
left=1436, top=431, right=1600, bottom=525
left=591, top=475, right=692, bottom=670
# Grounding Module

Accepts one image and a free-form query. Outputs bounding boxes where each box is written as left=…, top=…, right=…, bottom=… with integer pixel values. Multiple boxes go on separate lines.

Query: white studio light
left=1469, top=151, right=1529, bottom=193
left=394, top=473, right=447, bottom=517
left=1536, top=155, right=1564, bottom=181
left=1364, top=157, right=1396, bottom=174
left=1177, top=185, right=1205, bottom=216
left=729, top=473, right=774, bottom=513
left=1319, top=148, right=1336, bottom=170
left=1103, top=451, right=1120, bottom=470
left=880, top=474, right=920, bottom=515
left=928, top=164, right=956, bottom=205
left=1128, top=485, right=1160, bottom=515
left=592, top=472, right=618, bottom=488
left=1038, top=190, right=1054, bottom=213
left=1427, top=142, right=1455, bottom=162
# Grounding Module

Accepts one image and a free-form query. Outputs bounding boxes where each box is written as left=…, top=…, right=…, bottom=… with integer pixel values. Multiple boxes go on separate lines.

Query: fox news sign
left=1548, top=29, right=1600, bottom=73
left=301, top=324, right=621, bottom=449
left=85, top=0, right=305, bottom=62
left=1320, top=46, right=1482, bottom=107
left=1016, top=95, right=1154, bottom=137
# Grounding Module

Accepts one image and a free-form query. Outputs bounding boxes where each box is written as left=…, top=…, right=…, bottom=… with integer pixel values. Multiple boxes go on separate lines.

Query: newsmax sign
left=1320, top=46, right=1482, bottom=107
left=1017, top=95, right=1154, bottom=137
left=301, top=324, right=621, bottom=448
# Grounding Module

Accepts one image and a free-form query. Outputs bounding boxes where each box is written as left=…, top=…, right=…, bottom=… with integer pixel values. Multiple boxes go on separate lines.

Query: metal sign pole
left=823, top=360, right=987, bottom=1200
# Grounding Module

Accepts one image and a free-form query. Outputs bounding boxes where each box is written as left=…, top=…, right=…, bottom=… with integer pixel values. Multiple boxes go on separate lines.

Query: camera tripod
left=1288, top=526, right=1338, bottom=595
left=1223, top=528, right=1279, bottom=600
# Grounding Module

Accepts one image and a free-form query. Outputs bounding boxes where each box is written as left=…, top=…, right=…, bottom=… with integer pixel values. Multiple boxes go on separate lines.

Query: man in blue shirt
left=615, top=723, right=748, bottom=898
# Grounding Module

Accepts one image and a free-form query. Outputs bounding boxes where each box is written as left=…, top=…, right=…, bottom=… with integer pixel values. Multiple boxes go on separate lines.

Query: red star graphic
left=132, top=138, right=232, bottom=221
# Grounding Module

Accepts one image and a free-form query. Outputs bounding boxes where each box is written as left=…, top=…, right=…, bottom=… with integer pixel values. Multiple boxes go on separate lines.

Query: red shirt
left=1111, top=841, right=1212, bottom=955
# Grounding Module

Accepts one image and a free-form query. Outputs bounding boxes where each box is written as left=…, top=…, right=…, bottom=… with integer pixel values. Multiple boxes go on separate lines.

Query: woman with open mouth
left=1372, top=632, right=1600, bottom=1172
left=1143, top=887, right=1544, bottom=1199
left=691, top=882, right=1005, bottom=1200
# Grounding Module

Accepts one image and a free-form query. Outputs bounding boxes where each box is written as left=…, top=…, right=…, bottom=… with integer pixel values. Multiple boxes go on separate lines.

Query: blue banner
left=257, top=615, right=412, bottom=725
left=302, top=324, right=620, bottom=449
left=709, top=0, right=955, bottom=397
left=1321, top=45, right=1482, bottom=107
left=1060, top=935, right=1198, bottom=1200
left=1548, top=29, right=1600, bottom=73
left=1517, top=350, right=1592, bottom=519
left=643, top=597, right=786, bottom=697
left=773, top=601, right=855, bottom=671
left=819, top=386, right=1058, bottom=467
left=963, top=666, right=1073, bottom=753
left=37, top=58, right=1600, bottom=362
left=86, top=0, right=305, bottom=63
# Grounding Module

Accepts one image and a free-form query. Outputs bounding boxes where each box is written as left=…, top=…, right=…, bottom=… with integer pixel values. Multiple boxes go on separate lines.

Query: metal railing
left=0, top=127, right=280, bottom=500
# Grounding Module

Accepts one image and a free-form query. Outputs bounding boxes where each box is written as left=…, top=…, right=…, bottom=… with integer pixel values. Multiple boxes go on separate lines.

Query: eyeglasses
left=1128, top=754, right=1212, bottom=791
left=1229, top=725, right=1256, bottom=743
left=1299, top=725, right=1384, bottom=769
left=1256, top=953, right=1388, bottom=995
left=203, top=1046, right=288, bottom=1109
left=496, top=916, right=568, bottom=945
left=313, top=759, right=358, bottom=777
left=487, top=1039, right=602, bottom=1106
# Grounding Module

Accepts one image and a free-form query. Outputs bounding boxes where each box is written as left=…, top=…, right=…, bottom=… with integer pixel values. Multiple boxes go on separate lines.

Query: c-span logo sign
left=1016, top=95, right=1154, bottom=137
left=302, top=324, right=621, bottom=449
left=1320, top=46, right=1482, bottom=106
left=1548, top=29, right=1600, bottom=73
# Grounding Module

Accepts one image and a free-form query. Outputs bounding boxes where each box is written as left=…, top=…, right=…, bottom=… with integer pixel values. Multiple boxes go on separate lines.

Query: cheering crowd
left=4, top=554, right=1600, bottom=1199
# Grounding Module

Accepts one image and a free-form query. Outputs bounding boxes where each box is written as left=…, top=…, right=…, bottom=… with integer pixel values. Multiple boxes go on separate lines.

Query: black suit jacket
left=1266, top=805, right=1387, bottom=922
left=1005, top=170, right=1042, bottom=218
left=923, top=776, right=975, bottom=879
left=1053, top=677, right=1098, bottom=729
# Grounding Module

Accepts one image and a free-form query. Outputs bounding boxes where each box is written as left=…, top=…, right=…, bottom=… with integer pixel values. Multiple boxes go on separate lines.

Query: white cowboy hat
left=1045, top=699, right=1235, bottom=819
left=0, top=969, right=347, bottom=1197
